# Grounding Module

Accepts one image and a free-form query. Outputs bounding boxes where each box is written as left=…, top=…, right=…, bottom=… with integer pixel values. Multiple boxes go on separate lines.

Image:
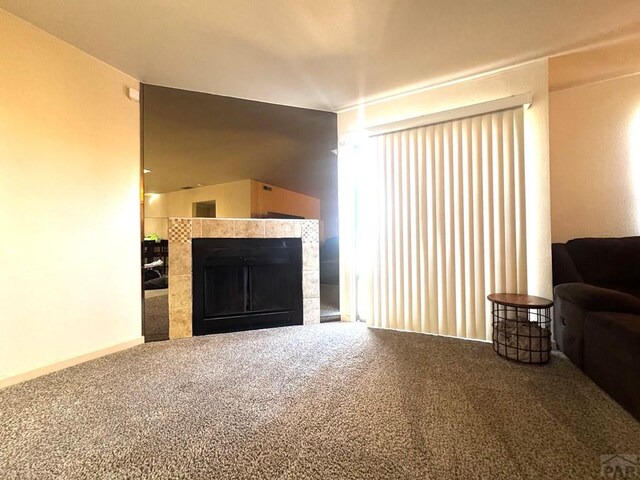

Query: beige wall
left=337, top=60, right=552, bottom=320
left=144, top=179, right=322, bottom=239
left=144, top=180, right=252, bottom=238
left=0, top=11, right=142, bottom=382
left=250, top=180, right=321, bottom=221
left=550, top=74, right=640, bottom=242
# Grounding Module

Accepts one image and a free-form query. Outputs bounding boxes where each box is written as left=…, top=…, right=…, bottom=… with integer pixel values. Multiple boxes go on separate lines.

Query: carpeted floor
left=1, top=323, right=638, bottom=479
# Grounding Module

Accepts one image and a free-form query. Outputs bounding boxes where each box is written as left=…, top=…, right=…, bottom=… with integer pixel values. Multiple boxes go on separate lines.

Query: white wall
left=0, top=10, right=142, bottom=382
left=550, top=74, right=640, bottom=242
left=337, top=60, right=551, bottom=320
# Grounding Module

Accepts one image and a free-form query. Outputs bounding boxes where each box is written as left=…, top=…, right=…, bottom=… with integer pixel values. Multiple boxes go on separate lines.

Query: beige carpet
left=1, top=323, right=638, bottom=479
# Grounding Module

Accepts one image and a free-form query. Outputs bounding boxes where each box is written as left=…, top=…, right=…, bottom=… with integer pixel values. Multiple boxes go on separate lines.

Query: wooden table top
left=487, top=293, right=553, bottom=308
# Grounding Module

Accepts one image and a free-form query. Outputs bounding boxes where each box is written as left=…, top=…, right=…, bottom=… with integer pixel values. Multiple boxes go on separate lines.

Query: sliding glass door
left=352, top=107, right=527, bottom=340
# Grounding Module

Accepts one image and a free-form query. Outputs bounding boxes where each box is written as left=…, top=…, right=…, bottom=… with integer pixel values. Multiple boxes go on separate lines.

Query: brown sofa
left=552, top=236, right=640, bottom=420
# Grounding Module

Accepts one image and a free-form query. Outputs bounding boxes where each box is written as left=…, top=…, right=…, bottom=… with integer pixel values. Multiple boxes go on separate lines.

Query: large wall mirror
left=141, top=85, right=339, bottom=341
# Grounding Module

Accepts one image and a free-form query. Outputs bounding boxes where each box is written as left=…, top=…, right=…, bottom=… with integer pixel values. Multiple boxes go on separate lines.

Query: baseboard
left=0, top=336, right=144, bottom=389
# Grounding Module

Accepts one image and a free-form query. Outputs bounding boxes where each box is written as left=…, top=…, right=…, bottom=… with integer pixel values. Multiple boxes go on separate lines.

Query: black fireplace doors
left=192, top=238, right=303, bottom=335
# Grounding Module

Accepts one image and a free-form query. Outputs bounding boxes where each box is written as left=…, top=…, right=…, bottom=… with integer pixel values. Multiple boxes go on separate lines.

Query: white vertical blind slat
left=452, top=120, right=465, bottom=338
left=378, top=135, right=387, bottom=328
left=384, top=135, right=394, bottom=328
left=471, top=116, right=486, bottom=339
left=434, top=124, right=447, bottom=335
left=514, top=109, right=528, bottom=294
left=401, top=131, right=411, bottom=331
left=417, top=128, right=428, bottom=333
left=393, top=133, right=402, bottom=329
left=482, top=115, right=495, bottom=339
left=491, top=112, right=505, bottom=295
left=425, top=127, right=438, bottom=334
left=408, top=130, right=420, bottom=332
left=461, top=118, right=474, bottom=339
left=503, top=110, right=517, bottom=293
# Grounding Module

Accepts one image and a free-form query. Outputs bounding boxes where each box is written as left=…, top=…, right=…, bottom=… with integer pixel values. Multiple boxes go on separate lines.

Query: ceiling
left=549, top=34, right=640, bottom=92
left=2, top=1, right=640, bottom=111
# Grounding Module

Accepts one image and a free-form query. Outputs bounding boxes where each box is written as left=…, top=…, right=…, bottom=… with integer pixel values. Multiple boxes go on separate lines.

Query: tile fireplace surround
left=168, top=218, right=320, bottom=339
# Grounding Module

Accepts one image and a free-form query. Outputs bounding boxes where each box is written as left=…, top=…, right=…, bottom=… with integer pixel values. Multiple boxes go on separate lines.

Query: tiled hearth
left=168, top=218, right=320, bottom=339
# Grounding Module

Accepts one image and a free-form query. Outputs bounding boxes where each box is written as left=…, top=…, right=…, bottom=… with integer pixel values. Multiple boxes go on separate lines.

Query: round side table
left=487, top=293, right=553, bottom=365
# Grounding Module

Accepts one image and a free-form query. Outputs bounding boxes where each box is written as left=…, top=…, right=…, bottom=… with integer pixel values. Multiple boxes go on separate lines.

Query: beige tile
left=303, top=298, right=320, bottom=325
left=169, top=274, right=191, bottom=310
left=235, top=220, right=265, bottom=238
left=168, top=243, right=191, bottom=276
left=169, top=274, right=192, bottom=338
left=265, top=220, right=295, bottom=238
left=202, top=219, right=235, bottom=238
left=302, top=242, right=319, bottom=272
left=191, top=219, right=202, bottom=238
left=169, top=306, right=192, bottom=339
left=168, top=218, right=192, bottom=244
left=292, top=221, right=302, bottom=238
left=303, top=270, right=320, bottom=299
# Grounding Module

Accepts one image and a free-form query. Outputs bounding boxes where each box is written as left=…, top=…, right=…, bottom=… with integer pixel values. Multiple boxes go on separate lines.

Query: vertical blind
left=355, top=107, right=527, bottom=340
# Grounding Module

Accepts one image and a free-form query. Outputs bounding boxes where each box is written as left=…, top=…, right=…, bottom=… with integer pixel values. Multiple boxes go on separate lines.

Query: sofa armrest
left=554, top=283, right=640, bottom=315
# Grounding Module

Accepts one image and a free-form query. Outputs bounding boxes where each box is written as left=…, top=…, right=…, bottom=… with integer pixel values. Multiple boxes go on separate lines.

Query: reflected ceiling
left=142, top=85, right=336, bottom=199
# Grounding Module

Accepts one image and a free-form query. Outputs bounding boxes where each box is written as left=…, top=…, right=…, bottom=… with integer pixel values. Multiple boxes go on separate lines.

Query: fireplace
left=192, top=238, right=303, bottom=335
left=167, top=218, right=319, bottom=339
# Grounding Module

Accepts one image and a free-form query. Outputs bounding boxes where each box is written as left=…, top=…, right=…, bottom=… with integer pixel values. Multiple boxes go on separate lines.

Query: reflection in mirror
left=142, top=85, right=339, bottom=341
left=193, top=201, right=216, bottom=218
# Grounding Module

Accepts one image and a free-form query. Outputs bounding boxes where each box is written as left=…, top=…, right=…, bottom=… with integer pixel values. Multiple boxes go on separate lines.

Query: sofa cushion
left=585, top=312, right=640, bottom=372
left=144, top=276, right=168, bottom=290
left=566, top=237, right=640, bottom=287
